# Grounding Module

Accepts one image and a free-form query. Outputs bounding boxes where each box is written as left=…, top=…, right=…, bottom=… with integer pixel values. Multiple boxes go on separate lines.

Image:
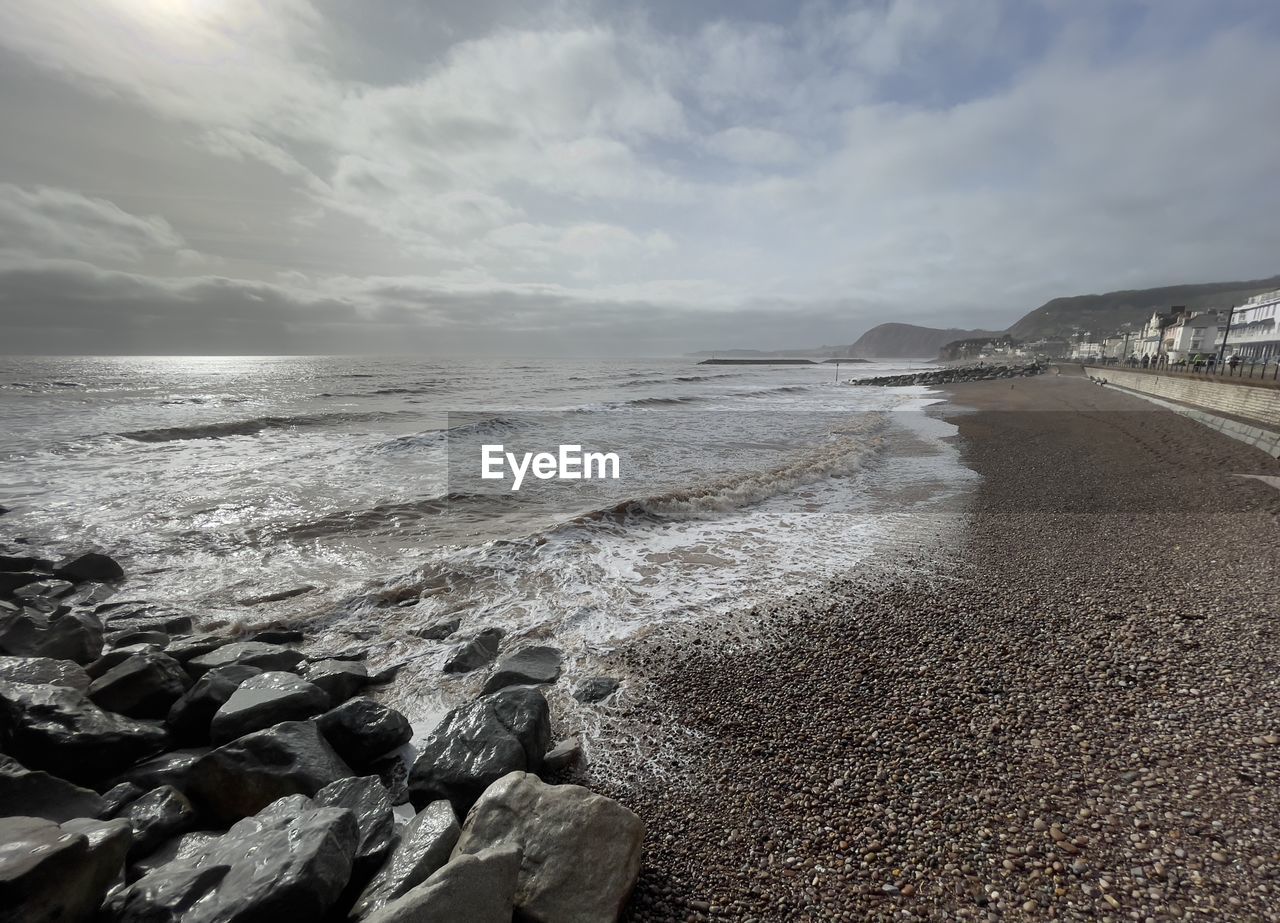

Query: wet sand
left=600, top=370, right=1280, bottom=921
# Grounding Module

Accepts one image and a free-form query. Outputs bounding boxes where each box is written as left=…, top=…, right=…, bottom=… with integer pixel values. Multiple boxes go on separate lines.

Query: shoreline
left=594, top=371, right=1280, bottom=921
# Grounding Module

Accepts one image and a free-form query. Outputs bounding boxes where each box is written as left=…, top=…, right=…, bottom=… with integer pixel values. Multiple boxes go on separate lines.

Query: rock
left=209, top=670, right=329, bottom=744
left=186, top=640, right=305, bottom=678
left=85, top=645, right=163, bottom=680
left=0, top=555, right=51, bottom=573
left=166, top=664, right=262, bottom=744
left=104, top=630, right=169, bottom=649
left=0, top=655, right=91, bottom=692
left=454, top=771, right=644, bottom=923
left=572, top=676, right=620, bottom=703
left=352, top=799, right=460, bottom=918
left=0, top=680, right=168, bottom=784
left=315, top=775, right=396, bottom=881
left=362, top=845, right=521, bottom=923
left=442, top=628, right=503, bottom=674
left=0, top=815, right=131, bottom=923
left=53, top=552, right=125, bottom=584
left=162, top=633, right=228, bottom=663
left=110, top=748, right=207, bottom=793
left=248, top=627, right=305, bottom=644
left=120, top=785, right=196, bottom=861
left=407, top=687, right=550, bottom=813
left=237, top=585, right=315, bottom=606
left=412, top=618, right=460, bottom=641
left=481, top=645, right=562, bottom=693
left=99, top=782, right=144, bottom=819
left=102, top=609, right=192, bottom=635
left=0, top=754, right=105, bottom=822
left=127, top=829, right=219, bottom=881
left=185, top=720, right=355, bottom=825
left=104, top=800, right=359, bottom=922
left=544, top=738, right=583, bottom=772
left=305, top=659, right=368, bottom=703
left=0, top=611, right=103, bottom=664
left=0, top=572, right=44, bottom=598
left=88, top=652, right=192, bottom=719
left=317, top=697, right=412, bottom=767
left=13, top=580, right=75, bottom=602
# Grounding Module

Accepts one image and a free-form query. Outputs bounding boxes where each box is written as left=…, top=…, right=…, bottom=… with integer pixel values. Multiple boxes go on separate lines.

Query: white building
left=1219, top=289, right=1280, bottom=362
left=1134, top=309, right=1177, bottom=359
left=1161, top=312, right=1219, bottom=362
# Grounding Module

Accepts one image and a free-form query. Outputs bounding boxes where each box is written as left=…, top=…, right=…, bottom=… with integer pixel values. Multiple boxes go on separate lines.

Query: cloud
left=0, top=1, right=1278, bottom=353
left=0, top=183, right=188, bottom=264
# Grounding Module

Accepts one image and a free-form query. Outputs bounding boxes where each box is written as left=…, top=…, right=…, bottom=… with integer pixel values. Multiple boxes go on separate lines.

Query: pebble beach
left=603, top=370, right=1280, bottom=921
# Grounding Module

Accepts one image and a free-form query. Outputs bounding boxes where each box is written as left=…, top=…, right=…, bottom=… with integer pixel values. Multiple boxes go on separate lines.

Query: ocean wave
left=373, top=415, right=522, bottom=453
left=265, top=491, right=502, bottom=541
left=562, top=416, right=886, bottom=527
left=118, top=410, right=415, bottom=442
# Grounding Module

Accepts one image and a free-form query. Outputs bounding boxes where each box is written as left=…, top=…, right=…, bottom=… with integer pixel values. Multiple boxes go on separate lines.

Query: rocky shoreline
left=850, top=363, right=1044, bottom=387
left=0, top=529, right=644, bottom=921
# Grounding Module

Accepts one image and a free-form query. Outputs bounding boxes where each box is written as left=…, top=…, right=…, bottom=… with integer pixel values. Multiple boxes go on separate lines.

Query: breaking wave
left=118, top=410, right=416, bottom=442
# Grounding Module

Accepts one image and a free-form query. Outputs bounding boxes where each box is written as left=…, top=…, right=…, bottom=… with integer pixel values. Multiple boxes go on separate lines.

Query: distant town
left=943, top=287, right=1280, bottom=370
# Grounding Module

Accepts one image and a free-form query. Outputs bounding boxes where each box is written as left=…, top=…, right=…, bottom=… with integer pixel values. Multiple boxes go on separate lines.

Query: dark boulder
left=104, top=609, right=193, bottom=636
left=53, top=552, right=125, bottom=584
left=103, top=629, right=170, bottom=649
left=162, top=633, right=229, bottom=663
left=317, top=697, right=412, bottom=767
left=314, top=775, right=396, bottom=882
left=99, top=782, right=145, bottom=819
left=186, top=641, right=305, bottom=678
left=127, top=829, right=219, bottom=882
left=103, top=800, right=359, bottom=922
left=361, top=845, right=521, bottom=923
left=166, top=664, right=261, bottom=744
left=185, top=720, right=355, bottom=825
left=86, top=645, right=162, bottom=680
left=0, top=571, right=43, bottom=598
left=0, top=680, right=168, bottom=784
left=0, top=754, right=105, bottom=822
left=481, top=645, right=562, bottom=693
left=119, top=784, right=196, bottom=861
left=412, top=617, right=460, bottom=641
left=442, top=628, right=502, bottom=674
left=13, top=580, right=75, bottom=603
left=0, top=655, right=91, bottom=692
left=88, top=652, right=192, bottom=719
left=573, top=676, right=621, bottom=703
left=248, top=627, right=305, bottom=644
left=407, top=687, right=550, bottom=813
left=209, top=670, right=329, bottom=744
left=110, top=748, right=208, bottom=794
left=0, top=815, right=131, bottom=923
left=0, top=555, right=51, bottom=573
left=305, top=659, right=368, bottom=703
left=351, top=799, right=459, bottom=918
left=0, top=611, right=103, bottom=664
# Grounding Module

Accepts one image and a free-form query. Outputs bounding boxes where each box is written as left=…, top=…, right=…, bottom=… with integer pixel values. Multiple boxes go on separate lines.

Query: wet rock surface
left=0, top=680, right=168, bottom=783
left=186, top=719, right=354, bottom=824
left=457, top=771, right=644, bottom=923
left=0, top=814, right=131, bottom=923
left=442, top=627, right=503, bottom=674
left=851, top=362, right=1044, bottom=387
left=352, top=799, right=460, bottom=918
left=103, top=800, right=360, bottom=922
left=362, top=844, right=522, bottom=923
left=185, top=640, right=305, bottom=678
left=165, top=663, right=261, bottom=744
left=481, top=644, right=562, bottom=693
left=317, top=696, right=412, bottom=767
left=0, top=754, right=105, bottom=822
left=208, top=669, right=328, bottom=743
left=87, top=651, right=192, bottom=719
left=0, top=654, right=91, bottom=691
left=408, top=686, right=551, bottom=813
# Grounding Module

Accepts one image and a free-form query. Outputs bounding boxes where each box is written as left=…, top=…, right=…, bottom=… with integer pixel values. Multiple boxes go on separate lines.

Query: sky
left=1, top=0, right=1279, bottom=356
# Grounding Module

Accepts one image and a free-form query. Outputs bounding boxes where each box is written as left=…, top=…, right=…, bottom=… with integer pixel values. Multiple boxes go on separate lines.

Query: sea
left=0, top=356, right=975, bottom=752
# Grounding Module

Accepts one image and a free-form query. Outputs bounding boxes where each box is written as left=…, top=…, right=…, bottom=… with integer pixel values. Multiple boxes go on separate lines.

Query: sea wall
left=1086, top=367, right=1280, bottom=429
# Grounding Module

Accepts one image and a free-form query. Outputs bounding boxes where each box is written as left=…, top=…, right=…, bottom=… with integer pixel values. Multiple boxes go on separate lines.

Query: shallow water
left=0, top=355, right=973, bottom=745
